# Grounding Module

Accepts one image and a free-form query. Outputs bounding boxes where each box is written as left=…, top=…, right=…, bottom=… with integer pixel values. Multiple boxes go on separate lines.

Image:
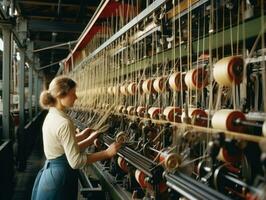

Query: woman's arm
left=86, top=142, right=121, bottom=164
left=75, top=128, right=93, bottom=143
left=78, top=131, right=101, bottom=150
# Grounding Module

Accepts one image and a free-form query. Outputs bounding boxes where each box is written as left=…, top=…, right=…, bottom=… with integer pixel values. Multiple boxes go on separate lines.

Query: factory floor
left=11, top=133, right=87, bottom=200
left=12, top=135, right=45, bottom=200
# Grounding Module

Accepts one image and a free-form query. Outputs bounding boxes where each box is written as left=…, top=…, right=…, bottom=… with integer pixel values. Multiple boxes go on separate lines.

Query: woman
left=31, top=76, right=121, bottom=200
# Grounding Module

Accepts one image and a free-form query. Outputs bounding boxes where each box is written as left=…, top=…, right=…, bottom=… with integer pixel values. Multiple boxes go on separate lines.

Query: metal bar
left=165, top=173, right=231, bottom=200
left=90, top=162, right=131, bottom=200
left=179, top=172, right=231, bottom=200
left=2, top=26, right=12, bottom=139
left=91, top=0, right=166, bottom=57
left=37, top=60, right=62, bottom=70
left=103, top=136, right=155, bottom=177
left=34, top=71, right=38, bottom=116
left=18, top=50, right=25, bottom=165
left=19, top=50, right=25, bottom=131
left=172, top=0, right=209, bottom=21
left=37, top=77, right=42, bottom=113
left=28, top=58, right=33, bottom=121
left=33, top=40, right=77, bottom=53
left=223, top=174, right=261, bottom=194
left=73, top=0, right=167, bottom=72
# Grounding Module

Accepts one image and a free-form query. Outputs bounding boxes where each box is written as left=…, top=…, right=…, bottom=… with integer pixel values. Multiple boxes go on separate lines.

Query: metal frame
left=172, top=0, right=209, bottom=21
left=90, top=162, right=131, bottom=200
left=2, top=25, right=12, bottom=139
left=74, top=0, right=167, bottom=72
left=106, top=15, right=266, bottom=79
left=18, top=49, right=25, bottom=150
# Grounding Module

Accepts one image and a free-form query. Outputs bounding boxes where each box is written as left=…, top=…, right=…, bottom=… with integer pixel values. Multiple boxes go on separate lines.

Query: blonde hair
left=39, top=76, right=76, bottom=109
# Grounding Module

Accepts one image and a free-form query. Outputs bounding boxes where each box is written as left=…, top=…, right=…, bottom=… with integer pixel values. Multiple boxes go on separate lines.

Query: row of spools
left=114, top=105, right=261, bottom=134
left=103, top=56, right=244, bottom=96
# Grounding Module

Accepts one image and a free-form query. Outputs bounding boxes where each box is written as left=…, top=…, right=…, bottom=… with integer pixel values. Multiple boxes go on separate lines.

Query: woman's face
left=59, top=87, right=77, bottom=108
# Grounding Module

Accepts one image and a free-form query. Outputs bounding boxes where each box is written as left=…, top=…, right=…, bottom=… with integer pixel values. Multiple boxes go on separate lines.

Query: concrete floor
left=12, top=136, right=44, bottom=200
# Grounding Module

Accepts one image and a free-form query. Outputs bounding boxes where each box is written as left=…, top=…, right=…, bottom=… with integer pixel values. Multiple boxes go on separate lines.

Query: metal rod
left=33, top=40, right=77, bottom=53
left=37, top=60, right=62, bottom=70
left=165, top=173, right=231, bottom=200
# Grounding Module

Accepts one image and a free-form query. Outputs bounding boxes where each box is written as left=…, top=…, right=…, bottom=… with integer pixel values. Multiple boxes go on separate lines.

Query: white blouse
left=42, top=107, right=87, bottom=169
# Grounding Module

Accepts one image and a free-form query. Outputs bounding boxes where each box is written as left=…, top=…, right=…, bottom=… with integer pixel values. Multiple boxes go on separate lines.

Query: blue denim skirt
left=31, top=154, right=78, bottom=200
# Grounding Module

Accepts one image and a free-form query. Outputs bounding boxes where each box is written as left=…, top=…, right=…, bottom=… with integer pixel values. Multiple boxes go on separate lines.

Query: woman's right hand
left=83, top=127, right=94, bottom=137
left=106, top=142, right=121, bottom=158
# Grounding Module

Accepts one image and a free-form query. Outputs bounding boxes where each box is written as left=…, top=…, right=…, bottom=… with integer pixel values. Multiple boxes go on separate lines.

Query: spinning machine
left=64, top=0, right=266, bottom=199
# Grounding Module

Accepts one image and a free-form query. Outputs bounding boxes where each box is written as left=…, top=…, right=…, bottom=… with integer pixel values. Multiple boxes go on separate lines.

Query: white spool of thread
left=142, top=79, right=155, bottom=94
left=126, top=106, right=135, bottom=115
left=213, top=56, right=244, bottom=86
left=181, top=108, right=208, bottom=127
left=127, top=82, right=137, bottom=95
left=163, top=106, right=182, bottom=122
left=116, top=105, right=125, bottom=113
left=153, top=76, right=166, bottom=93
left=120, top=83, right=129, bottom=95
left=212, top=109, right=246, bottom=132
left=185, top=68, right=208, bottom=90
left=169, top=72, right=187, bottom=91
left=148, top=107, right=161, bottom=119
left=112, top=86, right=120, bottom=95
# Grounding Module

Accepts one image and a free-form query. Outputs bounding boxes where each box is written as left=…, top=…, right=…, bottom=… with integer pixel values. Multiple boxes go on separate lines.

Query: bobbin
left=185, top=68, right=208, bottom=90
left=163, top=106, right=182, bottom=122
left=169, top=72, right=187, bottom=91
left=212, top=109, right=246, bottom=132
left=213, top=56, right=244, bottom=86
left=127, top=82, right=137, bottom=95
left=181, top=108, right=208, bottom=127
left=148, top=107, right=162, bottom=119
left=153, top=76, right=167, bottom=93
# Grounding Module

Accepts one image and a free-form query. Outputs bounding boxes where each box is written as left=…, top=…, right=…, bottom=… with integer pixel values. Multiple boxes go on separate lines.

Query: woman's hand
left=83, top=127, right=94, bottom=137
left=105, top=142, right=122, bottom=158
left=76, top=127, right=94, bottom=143
left=86, top=142, right=122, bottom=164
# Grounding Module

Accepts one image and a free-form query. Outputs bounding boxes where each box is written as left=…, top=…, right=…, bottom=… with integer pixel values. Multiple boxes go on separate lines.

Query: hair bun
left=39, top=90, right=56, bottom=109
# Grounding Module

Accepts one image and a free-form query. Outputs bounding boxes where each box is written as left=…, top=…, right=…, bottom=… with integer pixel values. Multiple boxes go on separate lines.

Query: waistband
left=44, top=154, right=69, bottom=169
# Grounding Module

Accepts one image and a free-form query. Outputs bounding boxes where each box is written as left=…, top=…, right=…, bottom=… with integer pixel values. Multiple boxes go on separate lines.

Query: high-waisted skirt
left=31, top=154, right=78, bottom=200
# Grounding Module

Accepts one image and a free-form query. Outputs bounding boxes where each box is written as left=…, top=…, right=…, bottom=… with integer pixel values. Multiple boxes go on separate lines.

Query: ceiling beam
left=18, top=1, right=97, bottom=10
left=28, top=19, right=86, bottom=33
left=76, top=0, right=86, bottom=21
left=22, top=11, right=93, bottom=20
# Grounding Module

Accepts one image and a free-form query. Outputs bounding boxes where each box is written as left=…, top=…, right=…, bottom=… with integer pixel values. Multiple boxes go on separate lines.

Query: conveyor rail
left=164, top=172, right=232, bottom=200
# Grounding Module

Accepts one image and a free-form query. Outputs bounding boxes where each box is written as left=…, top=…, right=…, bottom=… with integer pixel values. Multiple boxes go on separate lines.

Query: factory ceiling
left=16, top=0, right=102, bottom=77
